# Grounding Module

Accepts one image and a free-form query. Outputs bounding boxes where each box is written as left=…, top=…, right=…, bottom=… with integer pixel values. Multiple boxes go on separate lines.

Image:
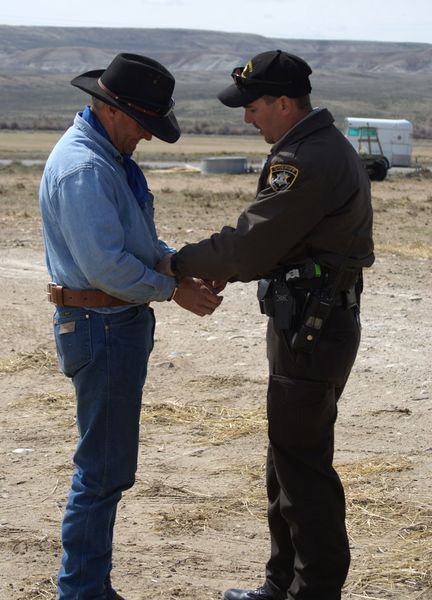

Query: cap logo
left=242, top=61, right=253, bottom=79
left=268, top=163, right=299, bottom=192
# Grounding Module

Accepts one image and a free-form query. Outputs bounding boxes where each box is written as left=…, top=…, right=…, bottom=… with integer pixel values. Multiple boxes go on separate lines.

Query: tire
left=369, top=159, right=387, bottom=181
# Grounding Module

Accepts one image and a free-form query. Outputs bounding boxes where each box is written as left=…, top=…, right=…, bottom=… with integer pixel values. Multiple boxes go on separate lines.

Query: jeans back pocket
left=53, top=308, right=92, bottom=378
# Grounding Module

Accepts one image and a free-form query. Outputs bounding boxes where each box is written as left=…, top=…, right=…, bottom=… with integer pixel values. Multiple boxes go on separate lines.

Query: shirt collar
left=272, top=107, right=324, bottom=153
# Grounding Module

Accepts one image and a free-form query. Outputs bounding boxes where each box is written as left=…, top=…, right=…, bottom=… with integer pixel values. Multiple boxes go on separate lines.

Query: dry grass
left=154, top=497, right=262, bottom=535
left=141, top=400, right=267, bottom=445
left=1, top=131, right=431, bottom=163
left=374, top=243, right=432, bottom=259
left=142, top=400, right=431, bottom=597
left=1, top=135, right=430, bottom=600
left=0, top=131, right=268, bottom=160
left=187, top=373, right=266, bottom=390
left=0, top=131, right=63, bottom=159
left=15, top=391, right=75, bottom=408
left=340, top=458, right=432, bottom=597
left=370, top=172, right=432, bottom=260
left=153, top=456, right=431, bottom=596
left=21, top=577, right=57, bottom=600
left=0, top=349, right=58, bottom=373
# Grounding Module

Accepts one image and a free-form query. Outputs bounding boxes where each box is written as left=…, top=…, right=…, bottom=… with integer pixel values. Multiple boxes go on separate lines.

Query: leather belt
left=47, top=283, right=134, bottom=308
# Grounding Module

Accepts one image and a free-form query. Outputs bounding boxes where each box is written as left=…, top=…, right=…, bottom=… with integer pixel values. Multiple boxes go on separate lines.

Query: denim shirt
left=39, top=113, right=176, bottom=311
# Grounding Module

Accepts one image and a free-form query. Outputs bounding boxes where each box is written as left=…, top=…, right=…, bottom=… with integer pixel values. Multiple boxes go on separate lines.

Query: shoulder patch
left=268, top=163, right=299, bottom=192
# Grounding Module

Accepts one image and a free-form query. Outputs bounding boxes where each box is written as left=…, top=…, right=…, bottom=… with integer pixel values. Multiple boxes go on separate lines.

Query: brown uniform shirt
left=174, top=108, right=374, bottom=282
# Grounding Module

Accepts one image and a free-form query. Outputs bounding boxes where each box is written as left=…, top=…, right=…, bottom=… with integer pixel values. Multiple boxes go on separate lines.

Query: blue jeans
left=53, top=305, right=155, bottom=599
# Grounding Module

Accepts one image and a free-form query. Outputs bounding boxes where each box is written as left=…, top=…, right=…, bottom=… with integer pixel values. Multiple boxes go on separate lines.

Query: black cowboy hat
left=71, top=53, right=180, bottom=143
left=218, top=50, right=312, bottom=108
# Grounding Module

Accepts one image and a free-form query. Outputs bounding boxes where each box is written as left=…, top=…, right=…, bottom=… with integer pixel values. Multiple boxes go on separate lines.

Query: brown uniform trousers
left=264, top=304, right=361, bottom=600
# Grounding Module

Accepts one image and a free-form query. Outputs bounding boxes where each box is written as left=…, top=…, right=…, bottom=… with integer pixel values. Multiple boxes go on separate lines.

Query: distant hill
left=0, top=25, right=431, bottom=136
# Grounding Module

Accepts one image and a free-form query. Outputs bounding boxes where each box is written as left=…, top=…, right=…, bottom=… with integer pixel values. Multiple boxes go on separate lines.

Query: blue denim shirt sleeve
left=158, top=240, right=176, bottom=255
left=40, top=115, right=176, bottom=305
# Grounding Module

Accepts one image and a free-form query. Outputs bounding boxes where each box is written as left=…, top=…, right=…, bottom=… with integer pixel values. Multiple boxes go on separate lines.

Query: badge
left=268, top=164, right=299, bottom=192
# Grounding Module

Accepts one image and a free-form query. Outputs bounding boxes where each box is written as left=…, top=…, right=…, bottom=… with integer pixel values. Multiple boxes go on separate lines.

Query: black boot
left=224, top=586, right=284, bottom=600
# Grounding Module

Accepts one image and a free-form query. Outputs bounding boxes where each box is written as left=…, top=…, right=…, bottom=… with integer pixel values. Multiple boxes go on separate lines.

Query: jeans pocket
left=105, top=305, right=156, bottom=355
left=54, top=310, right=92, bottom=378
left=267, top=374, right=335, bottom=450
left=105, top=306, right=143, bottom=327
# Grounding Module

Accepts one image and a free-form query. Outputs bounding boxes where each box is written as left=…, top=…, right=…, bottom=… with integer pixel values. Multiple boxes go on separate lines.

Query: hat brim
left=217, top=83, right=264, bottom=108
left=71, top=70, right=180, bottom=144
left=218, top=80, right=312, bottom=108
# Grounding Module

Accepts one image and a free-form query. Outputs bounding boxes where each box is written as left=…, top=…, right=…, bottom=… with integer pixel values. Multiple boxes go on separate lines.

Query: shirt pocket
left=53, top=311, right=92, bottom=378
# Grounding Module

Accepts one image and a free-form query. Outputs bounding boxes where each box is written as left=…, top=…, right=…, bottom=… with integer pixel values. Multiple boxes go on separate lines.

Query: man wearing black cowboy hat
left=39, top=53, right=222, bottom=600
left=158, top=50, right=374, bottom=600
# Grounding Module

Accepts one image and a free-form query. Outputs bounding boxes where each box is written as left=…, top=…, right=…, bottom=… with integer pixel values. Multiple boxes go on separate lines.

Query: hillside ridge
left=1, top=25, right=431, bottom=74
left=0, top=26, right=431, bottom=136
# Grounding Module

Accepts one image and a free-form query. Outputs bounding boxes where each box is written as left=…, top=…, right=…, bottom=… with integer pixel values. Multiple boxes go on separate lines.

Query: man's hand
left=156, top=254, right=224, bottom=316
left=173, top=277, right=223, bottom=317
left=156, top=255, right=228, bottom=294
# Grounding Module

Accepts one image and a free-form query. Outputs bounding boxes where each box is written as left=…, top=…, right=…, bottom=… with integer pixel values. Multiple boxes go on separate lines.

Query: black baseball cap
left=218, top=50, right=312, bottom=108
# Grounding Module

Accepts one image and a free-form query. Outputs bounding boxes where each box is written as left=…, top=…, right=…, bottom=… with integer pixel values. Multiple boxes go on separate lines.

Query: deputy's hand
left=208, top=279, right=227, bottom=294
left=173, top=277, right=223, bottom=317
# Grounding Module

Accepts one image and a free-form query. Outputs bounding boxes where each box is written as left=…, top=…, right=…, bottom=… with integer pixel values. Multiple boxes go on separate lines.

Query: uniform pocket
left=267, top=374, right=336, bottom=450
left=53, top=309, right=92, bottom=378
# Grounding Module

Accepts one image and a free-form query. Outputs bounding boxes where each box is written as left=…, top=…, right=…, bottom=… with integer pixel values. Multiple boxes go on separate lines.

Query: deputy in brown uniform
left=157, top=50, right=374, bottom=600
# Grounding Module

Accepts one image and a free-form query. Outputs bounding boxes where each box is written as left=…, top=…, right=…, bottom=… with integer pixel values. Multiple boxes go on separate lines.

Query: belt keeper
left=47, top=283, right=64, bottom=306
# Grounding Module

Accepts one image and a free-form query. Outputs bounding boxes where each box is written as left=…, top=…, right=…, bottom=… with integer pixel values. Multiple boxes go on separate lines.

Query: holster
left=257, top=263, right=362, bottom=354
left=257, top=278, right=274, bottom=316
left=257, top=276, right=297, bottom=331
left=290, top=289, right=333, bottom=352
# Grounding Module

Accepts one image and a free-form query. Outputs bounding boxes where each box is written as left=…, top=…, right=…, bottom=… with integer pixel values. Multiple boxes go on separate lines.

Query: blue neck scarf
left=81, top=105, right=149, bottom=210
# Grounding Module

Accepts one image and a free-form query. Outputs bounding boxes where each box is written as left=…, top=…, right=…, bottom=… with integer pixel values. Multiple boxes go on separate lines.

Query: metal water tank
left=200, top=156, right=248, bottom=174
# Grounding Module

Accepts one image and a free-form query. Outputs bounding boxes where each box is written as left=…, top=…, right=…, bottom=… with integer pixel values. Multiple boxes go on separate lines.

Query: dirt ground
left=0, top=160, right=431, bottom=600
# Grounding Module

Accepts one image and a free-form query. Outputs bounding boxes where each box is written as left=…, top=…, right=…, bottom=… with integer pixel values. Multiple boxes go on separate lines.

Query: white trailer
left=344, top=117, right=413, bottom=169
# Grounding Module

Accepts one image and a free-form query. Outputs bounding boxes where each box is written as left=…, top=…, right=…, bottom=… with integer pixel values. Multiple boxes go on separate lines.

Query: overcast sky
left=0, top=0, right=431, bottom=44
